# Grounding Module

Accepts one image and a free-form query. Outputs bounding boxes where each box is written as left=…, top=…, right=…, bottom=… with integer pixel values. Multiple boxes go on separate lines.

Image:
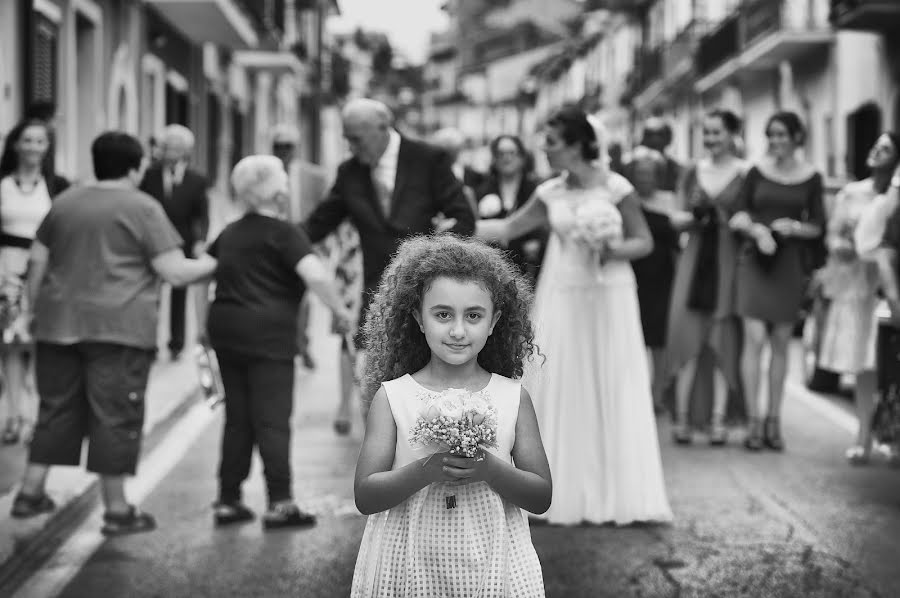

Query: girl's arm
left=606, top=194, right=654, bottom=261
left=476, top=192, right=548, bottom=244
left=354, top=388, right=454, bottom=515
left=441, top=388, right=552, bottom=514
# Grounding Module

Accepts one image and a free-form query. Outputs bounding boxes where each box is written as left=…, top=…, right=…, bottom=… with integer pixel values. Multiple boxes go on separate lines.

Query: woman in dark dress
left=629, top=147, right=685, bottom=411
left=668, top=110, right=747, bottom=446
left=196, top=155, right=352, bottom=529
left=475, top=135, right=546, bottom=285
left=730, top=112, right=826, bottom=451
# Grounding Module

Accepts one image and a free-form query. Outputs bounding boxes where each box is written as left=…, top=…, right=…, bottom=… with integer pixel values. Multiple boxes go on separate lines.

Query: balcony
left=663, top=19, right=710, bottom=84
left=830, top=0, right=900, bottom=31
left=631, top=44, right=664, bottom=109
left=146, top=0, right=258, bottom=49
left=696, top=0, right=833, bottom=93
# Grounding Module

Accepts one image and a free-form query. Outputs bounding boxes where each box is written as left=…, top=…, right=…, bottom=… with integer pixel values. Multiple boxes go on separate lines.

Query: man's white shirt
left=371, top=129, right=402, bottom=213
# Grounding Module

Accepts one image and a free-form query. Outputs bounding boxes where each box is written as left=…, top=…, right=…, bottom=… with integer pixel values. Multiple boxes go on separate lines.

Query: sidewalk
left=0, top=287, right=201, bottom=572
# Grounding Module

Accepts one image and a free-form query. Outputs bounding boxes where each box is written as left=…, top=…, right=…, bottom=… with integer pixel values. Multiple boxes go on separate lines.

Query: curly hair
left=362, top=234, right=539, bottom=399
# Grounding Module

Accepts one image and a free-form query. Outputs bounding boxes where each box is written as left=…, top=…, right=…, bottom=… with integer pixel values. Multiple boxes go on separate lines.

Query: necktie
left=164, top=166, right=177, bottom=199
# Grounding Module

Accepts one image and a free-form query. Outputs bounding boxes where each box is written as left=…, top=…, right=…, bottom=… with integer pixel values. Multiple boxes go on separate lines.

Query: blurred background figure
left=0, top=119, right=69, bottom=445
left=667, top=109, right=747, bottom=446
left=626, top=117, right=683, bottom=192
left=270, top=123, right=316, bottom=371
left=607, top=140, right=626, bottom=176
left=140, top=124, right=210, bottom=361
left=627, top=146, right=683, bottom=414
left=817, top=132, right=900, bottom=464
left=431, top=127, right=485, bottom=214
left=475, top=134, right=546, bottom=285
left=730, top=111, right=826, bottom=452
left=195, top=155, right=351, bottom=529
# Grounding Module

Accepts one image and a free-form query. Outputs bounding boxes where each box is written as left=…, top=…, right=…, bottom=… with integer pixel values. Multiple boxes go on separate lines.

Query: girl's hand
left=669, top=209, right=694, bottom=229
left=440, top=453, right=495, bottom=486
left=419, top=451, right=464, bottom=484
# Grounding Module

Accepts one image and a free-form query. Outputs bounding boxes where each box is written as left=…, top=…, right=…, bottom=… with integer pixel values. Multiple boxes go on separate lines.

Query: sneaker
left=213, top=501, right=255, bottom=526
left=100, top=505, right=156, bottom=536
left=11, top=492, right=56, bottom=518
left=263, top=502, right=316, bottom=530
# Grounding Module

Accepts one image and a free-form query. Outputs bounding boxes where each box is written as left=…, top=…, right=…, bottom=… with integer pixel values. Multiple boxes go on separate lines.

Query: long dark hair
left=0, top=119, right=53, bottom=180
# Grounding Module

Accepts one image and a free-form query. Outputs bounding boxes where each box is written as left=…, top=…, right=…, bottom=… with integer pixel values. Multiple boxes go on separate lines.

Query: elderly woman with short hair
left=196, top=155, right=351, bottom=529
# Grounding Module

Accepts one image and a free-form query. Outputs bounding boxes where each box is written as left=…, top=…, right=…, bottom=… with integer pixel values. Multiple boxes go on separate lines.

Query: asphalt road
left=11, top=304, right=900, bottom=598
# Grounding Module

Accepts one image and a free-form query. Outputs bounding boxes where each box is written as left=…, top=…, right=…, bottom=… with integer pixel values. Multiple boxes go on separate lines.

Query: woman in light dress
left=817, top=132, right=900, bottom=464
left=477, top=105, right=673, bottom=525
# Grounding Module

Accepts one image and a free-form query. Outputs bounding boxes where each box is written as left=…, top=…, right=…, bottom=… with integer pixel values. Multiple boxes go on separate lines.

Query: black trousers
left=169, top=287, right=186, bottom=354
left=216, top=349, right=295, bottom=505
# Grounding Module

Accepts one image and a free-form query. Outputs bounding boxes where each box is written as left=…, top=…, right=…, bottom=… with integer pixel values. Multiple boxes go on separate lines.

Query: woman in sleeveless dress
left=477, top=105, right=672, bottom=525
left=668, top=110, right=747, bottom=445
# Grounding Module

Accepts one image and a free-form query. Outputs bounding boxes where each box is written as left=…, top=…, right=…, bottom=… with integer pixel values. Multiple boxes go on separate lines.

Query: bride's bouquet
left=409, top=388, right=498, bottom=459
left=569, top=199, right=623, bottom=251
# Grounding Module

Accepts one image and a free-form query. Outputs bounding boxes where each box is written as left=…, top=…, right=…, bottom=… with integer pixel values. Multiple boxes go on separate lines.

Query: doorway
left=846, top=102, right=882, bottom=181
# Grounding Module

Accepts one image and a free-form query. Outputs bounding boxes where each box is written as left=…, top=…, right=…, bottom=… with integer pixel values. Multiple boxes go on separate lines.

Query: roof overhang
left=146, top=0, right=258, bottom=49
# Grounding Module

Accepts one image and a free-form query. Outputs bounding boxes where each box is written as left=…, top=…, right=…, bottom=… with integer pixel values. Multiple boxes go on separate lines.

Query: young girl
left=351, top=234, right=551, bottom=597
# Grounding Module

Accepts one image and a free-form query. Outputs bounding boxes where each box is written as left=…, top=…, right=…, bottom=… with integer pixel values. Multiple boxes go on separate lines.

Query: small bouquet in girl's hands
left=569, top=199, right=623, bottom=251
left=409, top=388, right=499, bottom=460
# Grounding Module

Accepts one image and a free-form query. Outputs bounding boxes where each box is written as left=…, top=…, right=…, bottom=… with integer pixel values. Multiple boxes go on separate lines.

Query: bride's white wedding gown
left=525, top=172, right=673, bottom=526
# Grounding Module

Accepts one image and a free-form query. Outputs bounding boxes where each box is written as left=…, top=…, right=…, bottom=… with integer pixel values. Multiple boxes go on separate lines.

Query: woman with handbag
left=0, top=119, right=69, bottom=444
left=729, top=111, right=826, bottom=451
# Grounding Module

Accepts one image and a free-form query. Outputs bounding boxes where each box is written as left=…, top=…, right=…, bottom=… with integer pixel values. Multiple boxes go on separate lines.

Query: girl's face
left=703, top=116, right=732, bottom=158
left=866, top=134, right=899, bottom=171
left=15, top=125, right=50, bottom=169
left=494, top=137, right=524, bottom=177
left=415, top=276, right=501, bottom=368
left=765, top=119, right=798, bottom=159
left=541, top=125, right=579, bottom=172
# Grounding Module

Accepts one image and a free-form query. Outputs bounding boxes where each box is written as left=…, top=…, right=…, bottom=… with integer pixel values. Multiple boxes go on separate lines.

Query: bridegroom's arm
left=430, top=152, right=475, bottom=236
left=303, top=169, right=350, bottom=243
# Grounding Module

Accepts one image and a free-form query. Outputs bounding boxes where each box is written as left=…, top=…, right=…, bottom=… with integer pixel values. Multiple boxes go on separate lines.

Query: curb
left=0, top=382, right=201, bottom=595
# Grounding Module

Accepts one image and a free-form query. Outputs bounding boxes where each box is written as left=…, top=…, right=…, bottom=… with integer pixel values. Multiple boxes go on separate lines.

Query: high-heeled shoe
left=672, top=422, right=692, bottom=445
left=763, top=416, right=784, bottom=451
left=709, top=423, right=727, bottom=447
left=743, top=419, right=763, bottom=452
left=845, top=445, right=870, bottom=466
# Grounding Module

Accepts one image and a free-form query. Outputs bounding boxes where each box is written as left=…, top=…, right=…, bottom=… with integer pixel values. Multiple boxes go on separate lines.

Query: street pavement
left=4, top=298, right=900, bottom=597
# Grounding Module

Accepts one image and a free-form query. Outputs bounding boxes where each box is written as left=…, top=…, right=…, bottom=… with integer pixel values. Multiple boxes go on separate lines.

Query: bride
left=476, top=105, right=673, bottom=525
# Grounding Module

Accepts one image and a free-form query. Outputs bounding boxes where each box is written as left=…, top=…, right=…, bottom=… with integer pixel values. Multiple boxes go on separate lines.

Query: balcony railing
left=663, top=19, right=709, bottom=80
left=830, top=0, right=900, bottom=30
left=633, top=44, right=663, bottom=96
left=696, top=12, right=741, bottom=76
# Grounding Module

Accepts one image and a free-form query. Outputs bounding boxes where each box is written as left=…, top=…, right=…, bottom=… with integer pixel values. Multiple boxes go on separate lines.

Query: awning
left=146, top=0, right=258, bottom=49
left=233, top=51, right=306, bottom=78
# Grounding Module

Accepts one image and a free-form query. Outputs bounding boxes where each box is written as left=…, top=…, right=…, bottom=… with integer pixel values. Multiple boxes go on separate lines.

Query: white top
left=0, top=175, right=52, bottom=240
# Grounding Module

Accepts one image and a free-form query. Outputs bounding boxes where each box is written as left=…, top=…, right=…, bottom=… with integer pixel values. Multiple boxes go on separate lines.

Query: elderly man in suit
left=304, top=98, right=475, bottom=421
left=140, top=125, right=210, bottom=360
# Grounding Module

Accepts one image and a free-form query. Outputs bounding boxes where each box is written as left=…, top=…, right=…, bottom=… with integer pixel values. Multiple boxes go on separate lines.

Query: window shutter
left=31, top=13, right=59, bottom=104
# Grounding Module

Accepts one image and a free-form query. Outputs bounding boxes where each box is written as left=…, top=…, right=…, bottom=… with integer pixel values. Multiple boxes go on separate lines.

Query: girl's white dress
left=351, top=373, right=545, bottom=597
left=525, top=173, right=673, bottom=526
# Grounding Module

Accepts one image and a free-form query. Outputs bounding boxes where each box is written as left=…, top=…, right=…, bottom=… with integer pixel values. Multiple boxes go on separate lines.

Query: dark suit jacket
left=139, top=164, right=209, bottom=254
left=475, top=174, right=546, bottom=277
left=304, top=136, right=475, bottom=294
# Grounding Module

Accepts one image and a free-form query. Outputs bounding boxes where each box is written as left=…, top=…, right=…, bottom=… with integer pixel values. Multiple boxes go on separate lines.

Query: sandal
left=263, top=502, right=316, bottom=530
left=213, top=501, right=255, bottom=526
left=744, top=419, right=763, bottom=452
left=11, top=492, right=56, bottom=518
left=101, top=505, right=157, bottom=536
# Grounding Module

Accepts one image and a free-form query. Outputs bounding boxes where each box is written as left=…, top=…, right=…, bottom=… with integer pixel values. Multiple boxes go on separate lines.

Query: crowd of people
left=0, top=92, right=898, bottom=594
